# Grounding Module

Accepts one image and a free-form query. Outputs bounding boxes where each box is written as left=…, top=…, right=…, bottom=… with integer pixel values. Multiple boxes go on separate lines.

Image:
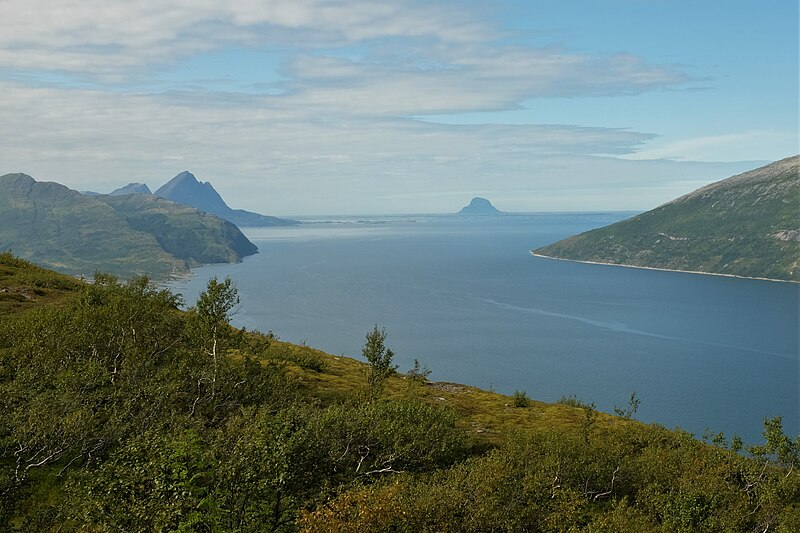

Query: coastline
left=530, top=252, right=799, bottom=284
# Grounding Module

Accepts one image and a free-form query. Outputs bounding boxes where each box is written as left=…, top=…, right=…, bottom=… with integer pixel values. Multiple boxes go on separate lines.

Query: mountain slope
left=98, top=193, right=258, bottom=266
left=534, top=156, right=800, bottom=282
left=155, top=171, right=298, bottom=227
left=0, top=173, right=257, bottom=279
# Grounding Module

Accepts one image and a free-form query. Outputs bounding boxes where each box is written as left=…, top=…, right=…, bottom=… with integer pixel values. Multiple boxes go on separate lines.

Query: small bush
left=406, top=358, right=431, bottom=383
left=513, top=390, right=530, bottom=408
left=557, top=394, right=595, bottom=410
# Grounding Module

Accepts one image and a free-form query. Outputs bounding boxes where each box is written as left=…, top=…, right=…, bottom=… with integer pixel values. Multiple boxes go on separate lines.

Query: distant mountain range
left=0, top=173, right=258, bottom=279
left=110, top=182, right=151, bottom=195
left=534, top=156, right=800, bottom=282
left=458, top=197, right=502, bottom=215
left=82, top=171, right=297, bottom=227
left=154, top=171, right=298, bottom=227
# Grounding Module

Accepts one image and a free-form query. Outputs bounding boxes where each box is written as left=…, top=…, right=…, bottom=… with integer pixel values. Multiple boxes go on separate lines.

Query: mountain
left=0, top=173, right=257, bottom=279
left=110, top=182, right=151, bottom=195
left=155, top=171, right=298, bottom=227
left=97, top=193, right=258, bottom=265
left=458, top=197, right=502, bottom=215
left=534, top=156, right=800, bottom=282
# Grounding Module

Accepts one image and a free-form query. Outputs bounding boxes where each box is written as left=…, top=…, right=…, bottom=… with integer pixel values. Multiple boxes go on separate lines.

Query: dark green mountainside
left=97, top=193, right=258, bottom=267
left=535, top=156, right=800, bottom=282
left=0, top=174, right=257, bottom=279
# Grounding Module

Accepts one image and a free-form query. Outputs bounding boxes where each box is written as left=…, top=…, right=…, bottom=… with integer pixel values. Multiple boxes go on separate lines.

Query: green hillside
left=0, top=174, right=257, bottom=280
left=98, top=193, right=257, bottom=266
left=1, top=257, right=797, bottom=531
left=535, top=156, right=800, bottom=282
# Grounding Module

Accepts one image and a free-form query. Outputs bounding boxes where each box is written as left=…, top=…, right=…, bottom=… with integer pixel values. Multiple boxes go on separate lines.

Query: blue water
left=167, top=213, right=799, bottom=445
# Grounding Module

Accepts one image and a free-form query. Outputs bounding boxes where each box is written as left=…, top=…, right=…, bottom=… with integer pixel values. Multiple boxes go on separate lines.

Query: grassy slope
left=236, top=336, right=626, bottom=452
left=0, top=254, right=620, bottom=446
left=0, top=253, right=83, bottom=315
left=3, top=258, right=796, bottom=531
left=535, top=156, right=800, bottom=281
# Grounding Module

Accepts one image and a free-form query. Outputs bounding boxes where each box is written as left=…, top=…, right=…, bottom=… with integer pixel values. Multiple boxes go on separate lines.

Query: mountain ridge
left=0, top=173, right=258, bottom=279
left=534, top=156, right=800, bottom=282
left=155, top=171, right=298, bottom=227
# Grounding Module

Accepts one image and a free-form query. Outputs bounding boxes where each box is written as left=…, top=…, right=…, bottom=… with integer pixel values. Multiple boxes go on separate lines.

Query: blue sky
left=0, top=0, right=796, bottom=214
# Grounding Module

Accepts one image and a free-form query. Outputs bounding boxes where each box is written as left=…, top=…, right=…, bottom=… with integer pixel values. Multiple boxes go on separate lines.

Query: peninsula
left=534, top=156, right=800, bottom=282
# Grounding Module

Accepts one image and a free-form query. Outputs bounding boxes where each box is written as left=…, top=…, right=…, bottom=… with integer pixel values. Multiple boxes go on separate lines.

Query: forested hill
left=1, top=254, right=798, bottom=531
left=534, top=156, right=800, bottom=282
left=0, top=173, right=258, bottom=280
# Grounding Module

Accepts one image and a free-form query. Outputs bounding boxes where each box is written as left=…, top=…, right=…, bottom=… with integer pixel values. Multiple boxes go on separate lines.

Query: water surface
left=167, top=213, right=799, bottom=444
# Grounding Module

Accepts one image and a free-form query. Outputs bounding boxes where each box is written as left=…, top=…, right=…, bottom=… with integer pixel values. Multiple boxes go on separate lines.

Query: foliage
left=362, top=325, right=398, bottom=388
left=406, top=358, right=431, bottom=383
left=614, top=391, right=641, bottom=419
left=1, top=257, right=798, bottom=531
left=513, top=389, right=530, bottom=408
left=300, top=422, right=800, bottom=532
left=558, top=394, right=595, bottom=409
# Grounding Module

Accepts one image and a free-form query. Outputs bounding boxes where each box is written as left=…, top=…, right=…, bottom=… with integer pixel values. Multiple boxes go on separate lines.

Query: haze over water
left=168, top=213, right=799, bottom=445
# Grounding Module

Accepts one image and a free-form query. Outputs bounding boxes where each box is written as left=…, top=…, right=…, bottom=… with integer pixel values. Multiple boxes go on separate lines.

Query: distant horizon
left=5, top=153, right=791, bottom=217
left=1, top=1, right=795, bottom=214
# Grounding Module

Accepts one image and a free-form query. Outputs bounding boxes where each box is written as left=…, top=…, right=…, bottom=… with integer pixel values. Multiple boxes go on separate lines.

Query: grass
left=0, top=253, right=83, bottom=314
left=0, top=254, right=633, bottom=450
left=255, top=338, right=628, bottom=448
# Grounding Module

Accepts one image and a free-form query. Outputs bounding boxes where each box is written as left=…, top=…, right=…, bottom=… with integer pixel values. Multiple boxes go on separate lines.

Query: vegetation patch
left=0, top=256, right=797, bottom=531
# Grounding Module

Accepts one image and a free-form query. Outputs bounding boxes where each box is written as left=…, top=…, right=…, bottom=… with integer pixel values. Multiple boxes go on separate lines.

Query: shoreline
left=530, top=252, right=799, bottom=284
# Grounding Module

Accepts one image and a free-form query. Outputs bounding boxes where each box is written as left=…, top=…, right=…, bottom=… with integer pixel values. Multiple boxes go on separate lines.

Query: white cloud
left=0, top=1, right=763, bottom=215
left=622, top=131, right=797, bottom=163
left=0, top=80, right=756, bottom=214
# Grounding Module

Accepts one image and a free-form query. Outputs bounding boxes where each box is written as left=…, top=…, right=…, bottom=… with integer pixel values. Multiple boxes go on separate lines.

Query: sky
left=1, top=0, right=797, bottom=215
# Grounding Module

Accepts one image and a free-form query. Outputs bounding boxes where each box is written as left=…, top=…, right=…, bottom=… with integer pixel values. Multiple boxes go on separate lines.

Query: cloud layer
left=0, top=1, right=765, bottom=214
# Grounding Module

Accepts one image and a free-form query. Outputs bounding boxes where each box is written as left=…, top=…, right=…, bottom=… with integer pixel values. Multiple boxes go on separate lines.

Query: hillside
left=0, top=257, right=797, bottom=531
left=534, top=156, right=800, bottom=282
left=98, top=193, right=258, bottom=266
left=0, top=173, right=257, bottom=279
left=155, top=171, right=299, bottom=227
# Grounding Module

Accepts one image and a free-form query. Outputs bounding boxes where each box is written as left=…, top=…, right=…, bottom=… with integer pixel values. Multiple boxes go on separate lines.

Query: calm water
left=167, top=213, right=799, bottom=444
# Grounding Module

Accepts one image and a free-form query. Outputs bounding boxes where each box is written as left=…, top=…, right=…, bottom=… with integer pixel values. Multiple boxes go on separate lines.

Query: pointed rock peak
left=458, top=197, right=502, bottom=215
left=110, top=182, right=152, bottom=196
left=173, top=170, right=199, bottom=182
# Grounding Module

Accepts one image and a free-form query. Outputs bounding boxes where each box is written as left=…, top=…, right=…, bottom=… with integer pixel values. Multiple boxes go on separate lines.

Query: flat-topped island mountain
left=535, top=156, right=800, bottom=282
left=458, top=197, right=503, bottom=215
left=155, top=171, right=298, bottom=227
left=0, top=173, right=257, bottom=279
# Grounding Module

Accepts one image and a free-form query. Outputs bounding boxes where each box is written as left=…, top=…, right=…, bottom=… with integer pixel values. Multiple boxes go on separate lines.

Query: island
left=458, top=197, right=503, bottom=215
